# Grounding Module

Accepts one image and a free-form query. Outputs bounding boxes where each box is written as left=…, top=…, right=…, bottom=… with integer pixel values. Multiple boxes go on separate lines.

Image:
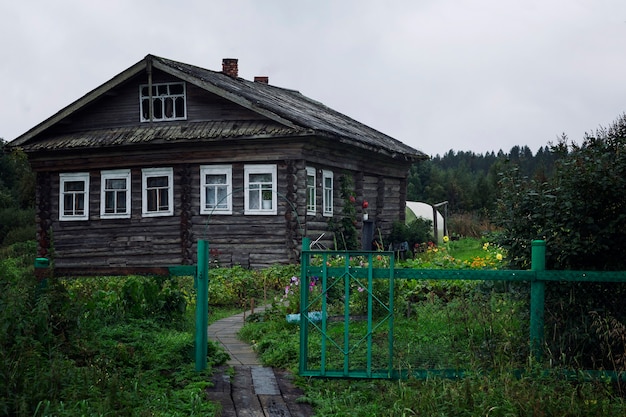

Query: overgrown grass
left=0, top=243, right=297, bottom=416
left=448, top=237, right=488, bottom=261
left=5, top=237, right=626, bottom=416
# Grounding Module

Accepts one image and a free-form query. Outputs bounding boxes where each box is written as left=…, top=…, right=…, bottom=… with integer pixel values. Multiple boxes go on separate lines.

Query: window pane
left=147, top=176, right=168, bottom=188
left=116, top=191, right=126, bottom=212
left=249, top=189, right=260, bottom=209
left=106, top=179, right=126, bottom=190
left=142, top=99, right=150, bottom=119
left=250, top=173, right=272, bottom=183
left=158, top=189, right=169, bottom=210
left=147, top=189, right=157, bottom=212
left=170, top=84, right=184, bottom=95
left=154, top=99, right=163, bottom=119
left=75, top=195, right=84, bottom=214
left=216, top=186, right=227, bottom=208
left=206, top=174, right=226, bottom=185
left=64, top=195, right=73, bottom=215
left=175, top=97, right=185, bottom=118
left=164, top=97, right=173, bottom=118
left=206, top=188, right=216, bottom=208
left=65, top=181, right=84, bottom=192
left=105, top=191, right=115, bottom=213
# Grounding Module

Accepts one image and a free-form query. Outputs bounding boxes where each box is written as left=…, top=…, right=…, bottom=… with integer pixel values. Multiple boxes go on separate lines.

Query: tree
left=496, top=114, right=626, bottom=271
left=495, top=113, right=626, bottom=369
left=0, top=139, right=35, bottom=246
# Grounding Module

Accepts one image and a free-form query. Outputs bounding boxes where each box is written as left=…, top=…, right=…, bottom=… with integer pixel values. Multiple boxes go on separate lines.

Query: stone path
left=206, top=307, right=315, bottom=417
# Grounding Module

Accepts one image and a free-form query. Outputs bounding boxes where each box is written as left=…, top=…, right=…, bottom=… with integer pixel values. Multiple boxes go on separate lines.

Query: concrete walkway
left=206, top=307, right=314, bottom=417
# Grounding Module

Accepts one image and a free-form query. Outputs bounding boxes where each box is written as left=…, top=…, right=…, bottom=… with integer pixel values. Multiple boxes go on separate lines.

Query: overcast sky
left=2, top=0, right=626, bottom=157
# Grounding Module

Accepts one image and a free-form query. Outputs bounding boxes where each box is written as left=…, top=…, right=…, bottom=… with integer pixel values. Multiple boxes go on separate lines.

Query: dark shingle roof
left=21, top=120, right=304, bottom=151
left=11, top=54, right=426, bottom=161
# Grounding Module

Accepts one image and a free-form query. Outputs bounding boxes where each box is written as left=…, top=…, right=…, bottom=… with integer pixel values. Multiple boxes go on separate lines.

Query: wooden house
left=10, top=55, right=426, bottom=275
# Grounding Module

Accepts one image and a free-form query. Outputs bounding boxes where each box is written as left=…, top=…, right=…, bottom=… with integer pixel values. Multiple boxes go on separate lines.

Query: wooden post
left=195, top=240, right=209, bottom=371
left=299, top=237, right=310, bottom=375
left=530, top=239, right=546, bottom=361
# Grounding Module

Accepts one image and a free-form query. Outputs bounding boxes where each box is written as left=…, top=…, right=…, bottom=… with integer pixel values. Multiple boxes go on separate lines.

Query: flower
left=362, top=200, right=369, bottom=209
left=443, top=235, right=449, bottom=243
left=496, top=253, right=503, bottom=261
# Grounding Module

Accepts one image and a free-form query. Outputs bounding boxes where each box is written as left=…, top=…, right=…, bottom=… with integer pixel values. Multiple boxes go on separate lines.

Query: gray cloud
left=3, top=0, right=626, bottom=156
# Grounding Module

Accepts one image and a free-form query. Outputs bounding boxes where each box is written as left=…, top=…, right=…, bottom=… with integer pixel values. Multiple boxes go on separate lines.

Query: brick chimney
left=254, top=76, right=269, bottom=84
left=222, top=58, right=238, bottom=78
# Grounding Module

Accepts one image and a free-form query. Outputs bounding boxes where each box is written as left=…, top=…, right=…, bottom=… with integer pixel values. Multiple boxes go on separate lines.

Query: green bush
left=495, top=114, right=626, bottom=370
left=386, top=218, right=433, bottom=253
left=0, top=208, right=35, bottom=246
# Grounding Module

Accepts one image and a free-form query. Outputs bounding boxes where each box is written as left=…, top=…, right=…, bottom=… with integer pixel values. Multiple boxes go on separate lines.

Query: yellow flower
left=483, top=242, right=489, bottom=250
left=496, top=253, right=503, bottom=261
left=443, top=235, right=450, bottom=243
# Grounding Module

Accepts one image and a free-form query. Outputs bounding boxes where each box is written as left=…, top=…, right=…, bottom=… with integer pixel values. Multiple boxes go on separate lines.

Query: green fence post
left=195, top=239, right=209, bottom=371
left=299, top=237, right=311, bottom=375
left=530, top=239, right=546, bottom=361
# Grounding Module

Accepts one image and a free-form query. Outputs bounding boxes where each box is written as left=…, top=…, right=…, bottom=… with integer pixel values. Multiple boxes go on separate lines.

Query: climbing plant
left=328, top=173, right=359, bottom=250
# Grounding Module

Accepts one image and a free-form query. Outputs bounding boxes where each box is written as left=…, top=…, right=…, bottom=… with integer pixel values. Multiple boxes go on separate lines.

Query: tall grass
left=0, top=242, right=227, bottom=416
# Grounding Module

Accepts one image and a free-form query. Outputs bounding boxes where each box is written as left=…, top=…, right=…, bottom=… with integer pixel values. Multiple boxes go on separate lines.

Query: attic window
left=140, top=82, right=186, bottom=122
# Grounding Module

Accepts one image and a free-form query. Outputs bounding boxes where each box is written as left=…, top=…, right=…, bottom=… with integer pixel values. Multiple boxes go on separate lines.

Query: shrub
left=495, top=114, right=626, bottom=370
left=386, top=218, right=432, bottom=253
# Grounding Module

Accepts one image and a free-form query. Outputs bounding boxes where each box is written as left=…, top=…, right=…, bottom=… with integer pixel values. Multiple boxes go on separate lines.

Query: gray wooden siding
left=37, top=138, right=410, bottom=273
left=48, top=70, right=265, bottom=134
left=49, top=168, right=184, bottom=270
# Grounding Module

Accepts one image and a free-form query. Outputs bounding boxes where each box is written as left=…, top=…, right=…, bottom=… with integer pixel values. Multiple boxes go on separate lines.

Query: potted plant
left=262, top=190, right=272, bottom=209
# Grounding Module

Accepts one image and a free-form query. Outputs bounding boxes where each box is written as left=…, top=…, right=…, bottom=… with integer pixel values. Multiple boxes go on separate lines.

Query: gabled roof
left=11, top=54, right=426, bottom=161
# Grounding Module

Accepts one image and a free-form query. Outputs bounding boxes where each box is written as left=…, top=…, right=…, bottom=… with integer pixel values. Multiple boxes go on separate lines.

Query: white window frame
left=244, top=164, right=277, bottom=215
left=306, top=166, right=316, bottom=215
left=139, top=82, right=187, bottom=122
left=59, top=172, right=90, bottom=221
left=142, top=168, right=174, bottom=217
left=100, top=169, right=131, bottom=219
left=323, top=170, right=334, bottom=217
left=200, top=165, right=232, bottom=215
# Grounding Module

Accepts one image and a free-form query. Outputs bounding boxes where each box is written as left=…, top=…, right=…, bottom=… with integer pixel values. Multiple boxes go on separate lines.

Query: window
left=59, top=173, right=89, bottom=221
left=142, top=168, right=173, bottom=217
left=100, top=169, right=131, bottom=218
left=323, top=170, right=333, bottom=217
left=200, top=165, right=232, bottom=215
left=306, top=167, right=316, bottom=215
left=140, top=82, right=186, bottom=122
left=244, top=165, right=277, bottom=215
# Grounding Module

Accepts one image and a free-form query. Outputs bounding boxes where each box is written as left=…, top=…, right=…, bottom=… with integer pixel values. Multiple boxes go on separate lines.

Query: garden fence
left=297, top=239, right=626, bottom=380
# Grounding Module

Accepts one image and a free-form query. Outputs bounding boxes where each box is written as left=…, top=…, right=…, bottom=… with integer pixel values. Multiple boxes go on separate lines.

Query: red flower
left=349, top=196, right=356, bottom=203
left=362, top=200, right=369, bottom=209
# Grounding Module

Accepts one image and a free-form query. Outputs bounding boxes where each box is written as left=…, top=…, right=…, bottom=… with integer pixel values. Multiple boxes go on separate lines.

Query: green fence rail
left=298, top=238, right=626, bottom=380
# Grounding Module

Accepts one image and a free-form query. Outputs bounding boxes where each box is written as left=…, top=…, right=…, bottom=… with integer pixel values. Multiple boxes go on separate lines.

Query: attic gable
left=11, top=54, right=426, bottom=162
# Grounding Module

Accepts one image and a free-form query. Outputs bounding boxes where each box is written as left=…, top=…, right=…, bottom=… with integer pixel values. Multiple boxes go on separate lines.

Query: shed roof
left=11, top=54, right=426, bottom=161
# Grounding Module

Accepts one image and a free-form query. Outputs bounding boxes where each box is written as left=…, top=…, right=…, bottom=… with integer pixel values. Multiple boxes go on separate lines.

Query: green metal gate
left=298, top=239, right=626, bottom=380
left=298, top=237, right=397, bottom=378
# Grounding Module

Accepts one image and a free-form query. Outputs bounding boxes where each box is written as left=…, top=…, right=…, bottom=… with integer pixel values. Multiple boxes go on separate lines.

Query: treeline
left=0, top=138, right=35, bottom=246
left=407, top=144, right=562, bottom=215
